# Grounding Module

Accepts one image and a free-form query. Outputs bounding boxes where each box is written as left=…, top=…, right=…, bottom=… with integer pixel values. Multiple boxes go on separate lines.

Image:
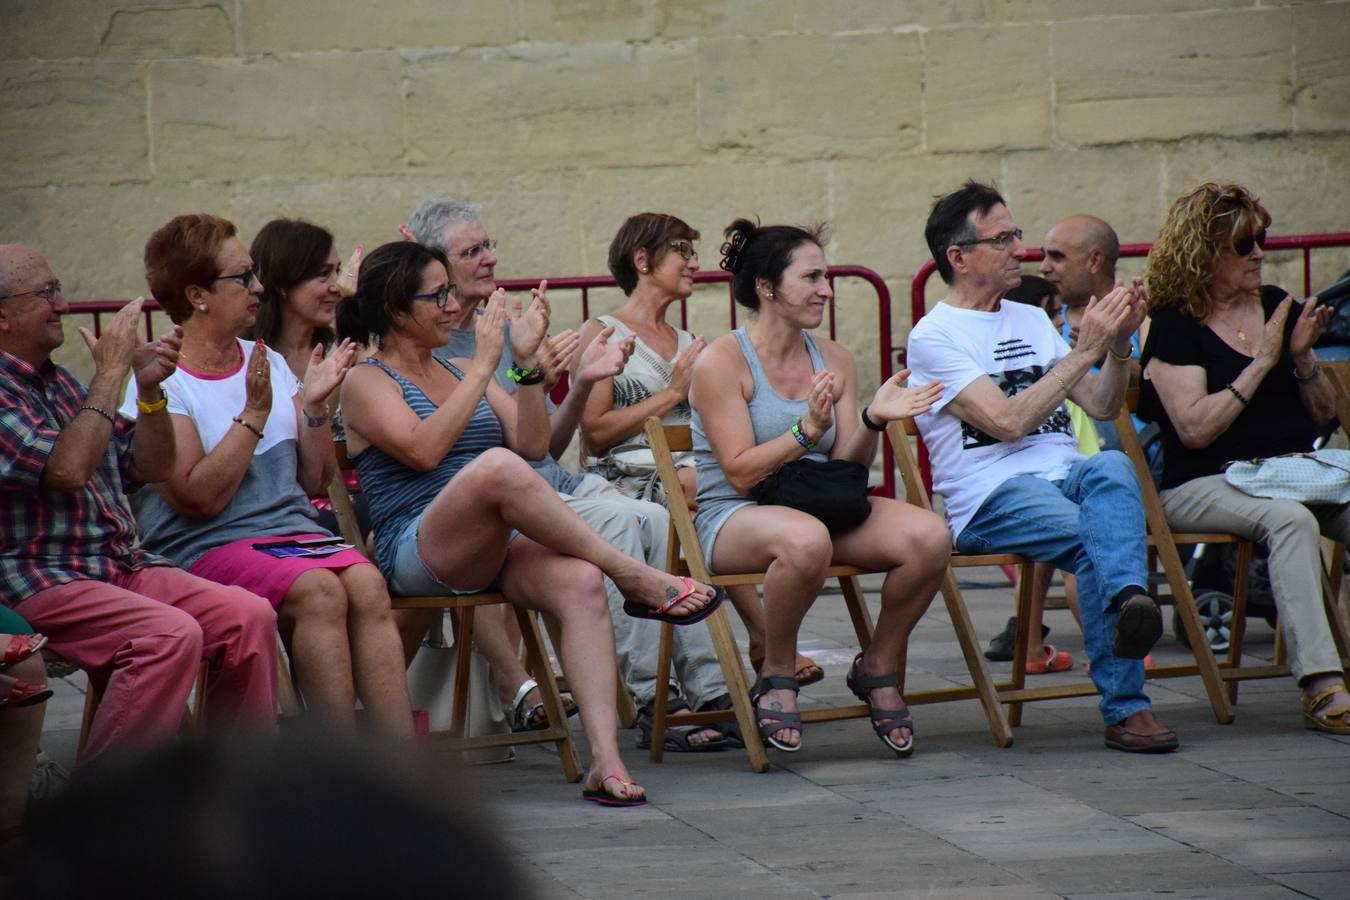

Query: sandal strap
left=751, top=674, right=800, bottom=698
left=867, top=704, right=913, bottom=738
left=848, top=654, right=899, bottom=694
left=509, top=678, right=540, bottom=728
left=1305, top=683, right=1349, bottom=714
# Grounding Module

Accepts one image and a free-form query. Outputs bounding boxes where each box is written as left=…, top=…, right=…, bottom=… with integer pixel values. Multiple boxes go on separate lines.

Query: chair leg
left=1008, top=571, right=1031, bottom=728
left=449, top=608, right=475, bottom=740
left=1165, top=540, right=1237, bottom=724
left=650, top=621, right=677, bottom=764
left=840, top=575, right=875, bottom=651
left=705, top=605, right=768, bottom=772
left=77, top=677, right=102, bottom=754
left=276, top=637, right=303, bottom=718
left=515, top=608, right=582, bottom=783
left=941, top=567, right=1015, bottom=747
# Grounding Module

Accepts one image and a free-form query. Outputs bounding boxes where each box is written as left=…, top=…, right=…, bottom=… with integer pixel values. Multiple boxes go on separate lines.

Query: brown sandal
left=1303, top=684, right=1350, bottom=735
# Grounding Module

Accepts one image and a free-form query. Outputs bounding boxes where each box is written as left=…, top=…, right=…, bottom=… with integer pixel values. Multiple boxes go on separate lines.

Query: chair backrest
left=642, top=419, right=714, bottom=582
left=327, top=441, right=373, bottom=557
left=885, top=418, right=937, bottom=514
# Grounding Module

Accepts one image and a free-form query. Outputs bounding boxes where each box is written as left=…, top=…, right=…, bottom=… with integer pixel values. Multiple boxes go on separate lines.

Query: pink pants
left=17, top=566, right=278, bottom=762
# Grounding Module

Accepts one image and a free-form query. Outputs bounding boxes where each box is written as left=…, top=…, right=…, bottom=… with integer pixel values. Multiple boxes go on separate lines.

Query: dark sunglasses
left=1232, top=229, right=1267, bottom=258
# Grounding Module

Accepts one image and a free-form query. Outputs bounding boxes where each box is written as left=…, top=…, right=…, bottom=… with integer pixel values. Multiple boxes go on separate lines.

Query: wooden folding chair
left=326, top=453, right=582, bottom=782
left=887, top=419, right=1076, bottom=728
left=643, top=418, right=1017, bottom=772
left=1112, top=398, right=1350, bottom=719
left=78, top=660, right=208, bottom=753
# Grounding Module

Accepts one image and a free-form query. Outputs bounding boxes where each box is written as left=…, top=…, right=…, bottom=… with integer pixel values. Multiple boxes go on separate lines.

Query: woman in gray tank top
left=691, top=219, right=951, bottom=757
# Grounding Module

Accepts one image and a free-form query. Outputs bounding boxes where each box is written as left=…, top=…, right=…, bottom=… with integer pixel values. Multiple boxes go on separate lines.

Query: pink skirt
left=187, top=533, right=373, bottom=609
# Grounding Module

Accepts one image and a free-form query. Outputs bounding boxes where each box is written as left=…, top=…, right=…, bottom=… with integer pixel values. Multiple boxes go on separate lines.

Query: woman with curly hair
left=1140, top=181, right=1349, bottom=734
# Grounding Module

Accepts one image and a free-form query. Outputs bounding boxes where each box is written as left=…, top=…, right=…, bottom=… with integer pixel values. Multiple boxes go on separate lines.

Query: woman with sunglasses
left=1141, top=181, right=1349, bottom=734
left=125, top=214, right=414, bottom=738
left=337, top=241, right=725, bottom=806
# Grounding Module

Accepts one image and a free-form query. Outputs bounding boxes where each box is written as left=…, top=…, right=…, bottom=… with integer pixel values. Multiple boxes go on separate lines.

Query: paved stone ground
left=38, top=569, right=1350, bottom=899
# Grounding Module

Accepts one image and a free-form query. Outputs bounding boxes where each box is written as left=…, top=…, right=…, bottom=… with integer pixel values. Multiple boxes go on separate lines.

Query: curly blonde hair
left=1144, top=181, right=1271, bottom=320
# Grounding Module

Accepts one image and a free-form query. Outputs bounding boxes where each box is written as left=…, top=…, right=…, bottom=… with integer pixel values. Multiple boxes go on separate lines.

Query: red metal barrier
left=906, top=232, right=1350, bottom=493
left=66, top=264, right=908, bottom=496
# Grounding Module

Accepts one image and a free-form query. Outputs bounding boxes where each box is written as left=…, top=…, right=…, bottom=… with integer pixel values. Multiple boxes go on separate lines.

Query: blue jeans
left=955, top=451, right=1150, bottom=725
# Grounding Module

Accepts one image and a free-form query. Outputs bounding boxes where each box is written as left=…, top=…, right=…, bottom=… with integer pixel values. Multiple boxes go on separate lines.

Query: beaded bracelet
left=1225, top=383, right=1250, bottom=407
left=232, top=416, right=264, bottom=439
left=790, top=418, right=816, bottom=450
left=1049, top=369, right=1069, bottom=394
left=80, top=404, right=115, bottom=425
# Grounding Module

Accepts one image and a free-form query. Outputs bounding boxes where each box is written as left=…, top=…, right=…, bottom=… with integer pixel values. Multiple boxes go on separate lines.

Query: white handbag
left=1223, top=449, right=1350, bottom=504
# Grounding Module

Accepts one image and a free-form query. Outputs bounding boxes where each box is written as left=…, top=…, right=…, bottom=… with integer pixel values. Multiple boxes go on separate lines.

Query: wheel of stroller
left=1173, top=589, right=1232, bottom=653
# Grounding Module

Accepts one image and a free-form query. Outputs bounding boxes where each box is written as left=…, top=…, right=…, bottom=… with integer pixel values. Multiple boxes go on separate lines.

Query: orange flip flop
left=1025, top=644, right=1073, bottom=675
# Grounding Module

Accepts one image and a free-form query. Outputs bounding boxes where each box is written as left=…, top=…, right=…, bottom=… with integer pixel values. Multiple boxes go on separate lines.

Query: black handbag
left=748, top=458, right=873, bottom=535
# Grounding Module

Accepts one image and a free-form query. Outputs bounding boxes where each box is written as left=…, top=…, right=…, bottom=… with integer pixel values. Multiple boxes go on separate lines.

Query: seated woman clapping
left=126, top=214, right=413, bottom=737
left=691, top=219, right=951, bottom=755
left=335, top=241, right=725, bottom=805
left=1141, top=181, right=1350, bottom=734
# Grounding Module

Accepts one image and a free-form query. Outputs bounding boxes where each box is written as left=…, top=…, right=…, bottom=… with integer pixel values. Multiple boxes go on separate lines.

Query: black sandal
left=750, top=675, right=802, bottom=752
left=635, top=698, right=727, bottom=752
left=846, top=652, right=914, bottom=757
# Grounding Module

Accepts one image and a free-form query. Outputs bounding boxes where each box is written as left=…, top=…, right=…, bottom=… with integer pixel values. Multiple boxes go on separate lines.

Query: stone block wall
left=3, top=0, right=1348, bottom=386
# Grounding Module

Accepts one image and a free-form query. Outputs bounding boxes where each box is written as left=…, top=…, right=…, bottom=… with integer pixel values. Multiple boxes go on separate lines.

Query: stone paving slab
left=1004, top=849, right=1274, bottom=895
left=1130, top=806, right=1350, bottom=875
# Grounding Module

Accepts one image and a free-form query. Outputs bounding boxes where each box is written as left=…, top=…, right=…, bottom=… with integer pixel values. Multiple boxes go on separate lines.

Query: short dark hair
left=336, top=241, right=449, bottom=346
left=248, top=218, right=336, bottom=349
left=607, top=213, right=700, bottom=295
left=924, top=180, right=1006, bottom=285
left=719, top=218, right=827, bottom=311
left=143, top=214, right=237, bottom=324
left=1004, top=274, right=1057, bottom=310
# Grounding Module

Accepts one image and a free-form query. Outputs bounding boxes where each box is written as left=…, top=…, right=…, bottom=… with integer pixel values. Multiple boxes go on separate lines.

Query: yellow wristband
left=137, top=389, right=168, bottom=415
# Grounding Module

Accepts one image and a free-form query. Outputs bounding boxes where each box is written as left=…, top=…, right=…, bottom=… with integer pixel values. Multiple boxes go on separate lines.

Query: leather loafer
left=1104, top=709, right=1179, bottom=753
left=1114, top=593, right=1163, bottom=659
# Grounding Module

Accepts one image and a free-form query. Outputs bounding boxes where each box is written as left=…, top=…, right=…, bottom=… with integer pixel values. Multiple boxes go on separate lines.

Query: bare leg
left=278, top=569, right=358, bottom=730
left=710, top=506, right=834, bottom=749
left=471, top=606, right=537, bottom=713
left=1023, top=563, right=1054, bottom=661
left=832, top=498, right=949, bottom=746
left=417, top=449, right=717, bottom=618
left=0, top=654, right=46, bottom=838
left=393, top=609, right=436, bottom=665
left=338, top=564, right=414, bottom=737
left=499, top=537, right=643, bottom=802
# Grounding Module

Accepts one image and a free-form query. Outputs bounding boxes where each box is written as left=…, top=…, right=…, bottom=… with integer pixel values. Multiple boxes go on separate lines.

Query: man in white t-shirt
left=906, top=180, right=1176, bottom=753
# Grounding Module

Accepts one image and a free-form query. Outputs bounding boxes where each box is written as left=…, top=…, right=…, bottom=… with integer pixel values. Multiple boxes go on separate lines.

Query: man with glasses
left=403, top=199, right=737, bottom=750
left=906, top=181, right=1178, bottom=753
left=0, top=244, right=278, bottom=763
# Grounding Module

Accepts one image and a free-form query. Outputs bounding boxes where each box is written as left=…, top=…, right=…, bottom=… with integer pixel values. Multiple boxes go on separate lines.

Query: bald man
left=1039, top=215, right=1121, bottom=349
left=0, top=245, right=277, bottom=762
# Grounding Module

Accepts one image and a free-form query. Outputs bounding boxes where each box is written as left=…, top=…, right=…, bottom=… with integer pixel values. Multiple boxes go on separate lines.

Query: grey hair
left=406, top=198, right=482, bottom=255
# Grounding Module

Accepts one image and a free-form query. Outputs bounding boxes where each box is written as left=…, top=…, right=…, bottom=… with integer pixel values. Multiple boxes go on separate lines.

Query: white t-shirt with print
left=906, top=299, right=1083, bottom=540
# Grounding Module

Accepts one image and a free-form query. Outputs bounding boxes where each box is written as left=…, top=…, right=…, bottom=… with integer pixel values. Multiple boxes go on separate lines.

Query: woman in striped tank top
left=337, top=242, right=726, bottom=807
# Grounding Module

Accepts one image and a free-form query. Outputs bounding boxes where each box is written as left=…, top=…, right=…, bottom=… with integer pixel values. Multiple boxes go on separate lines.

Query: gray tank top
left=692, top=327, right=835, bottom=512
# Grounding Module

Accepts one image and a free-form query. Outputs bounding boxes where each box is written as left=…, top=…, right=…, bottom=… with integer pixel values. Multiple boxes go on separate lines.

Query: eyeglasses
left=668, top=240, right=699, bottom=262
left=411, top=284, right=456, bottom=310
left=1232, top=229, right=1267, bottom=258
left=456, top=239, right=498, bottom=263
left=0, top=280, right=62, bottom=305
left=958, top=229, right=1023, bottom=251
left=214, top=268, right=261, bottom=289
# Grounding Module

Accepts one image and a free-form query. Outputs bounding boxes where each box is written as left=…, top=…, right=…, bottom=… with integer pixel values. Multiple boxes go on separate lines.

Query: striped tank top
left=352, top=356, right=504, bottom=573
